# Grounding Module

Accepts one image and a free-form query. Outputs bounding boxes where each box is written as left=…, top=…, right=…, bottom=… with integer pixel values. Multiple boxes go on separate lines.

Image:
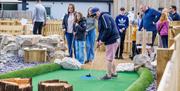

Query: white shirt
left=67, top=14, right=74, bottom=33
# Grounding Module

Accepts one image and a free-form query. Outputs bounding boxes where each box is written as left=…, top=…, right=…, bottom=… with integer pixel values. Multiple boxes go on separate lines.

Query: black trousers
left=116, top=31, right=126, bottom=57
left=33, top=22, right=43, bottom=34
left=132, top=41, right=139, bottom=58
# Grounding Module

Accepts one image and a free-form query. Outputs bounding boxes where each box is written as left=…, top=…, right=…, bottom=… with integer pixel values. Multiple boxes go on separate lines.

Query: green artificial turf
left=0, top=63, right=61, bottom=79
left=125, top=68, right=154, bottom=91
left=32, top=70, right=139, bottom=91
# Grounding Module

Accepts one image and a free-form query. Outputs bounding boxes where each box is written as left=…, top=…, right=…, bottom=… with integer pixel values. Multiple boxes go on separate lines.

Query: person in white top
left=32, top=0, right=47, bottom=34
left=62, top=4, right=76, bottom=58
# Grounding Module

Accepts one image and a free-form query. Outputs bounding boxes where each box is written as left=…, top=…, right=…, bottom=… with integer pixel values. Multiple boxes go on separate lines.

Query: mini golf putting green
left=32, top=70, right=139, bottom=91
left=0, top=64, right=153, bottom=91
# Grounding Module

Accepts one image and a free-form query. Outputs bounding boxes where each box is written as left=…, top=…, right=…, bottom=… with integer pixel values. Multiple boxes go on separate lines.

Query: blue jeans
left=65, top=32, right=75, bottom=57
left=161, top=35, right=168, bottom=48
left=75, top=40, right=85, bottom=64
left=86, top=29, right=96, bottom=61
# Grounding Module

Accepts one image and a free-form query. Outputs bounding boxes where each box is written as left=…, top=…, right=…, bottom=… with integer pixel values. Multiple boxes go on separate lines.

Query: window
left=3, top=4, right=18, bottom=10
left=45, top=7, right=51, bottom=16
left=0, top=3, right=2, bottom=10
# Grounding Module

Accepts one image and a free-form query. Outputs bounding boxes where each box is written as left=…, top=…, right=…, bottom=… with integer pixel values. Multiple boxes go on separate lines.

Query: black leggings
left=33, top=22, right=43, bottom=34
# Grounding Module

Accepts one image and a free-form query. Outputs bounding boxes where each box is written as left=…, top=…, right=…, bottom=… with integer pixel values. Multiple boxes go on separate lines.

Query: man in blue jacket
left=115, top=7, right=129, bottom=59
left=91, top=7, right=120, bottom=80
left=139, top=5, right=161, bottom=47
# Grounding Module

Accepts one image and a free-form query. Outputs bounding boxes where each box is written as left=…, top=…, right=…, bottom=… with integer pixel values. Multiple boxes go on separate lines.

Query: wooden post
left=38, top=80, right=73, bottom=91
left=157, top=48, right=174, bottom=86
left=0, top=78, right=32, bottom=91
left=174, top=34, right=180, bottom=91
left=142, top=29, right=146, bottom=54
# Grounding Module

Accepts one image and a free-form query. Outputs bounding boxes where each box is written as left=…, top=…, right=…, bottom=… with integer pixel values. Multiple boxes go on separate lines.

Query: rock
left=116, top=63, right=135, bottom=72
left=54, top=59, right=61, bottom=64
left=0, top=34, right=16, bottom=49
left=55, top=57, right=82, bottom=70
left=16, top=35, right=42, bottom=46
left=133, top=54, right=150, bottom=65
left=39, top=35, right=62, bottom=46
left=54, top=51, right=65, bottom=59
left=0, top=63, right=4, bottom=69
left=18, top=49, right=24, bottom=57
left=35, top=43, right=55, bottom=52
left=0, top=59, right=7, bottom=63
left=1, top=43, right=19, bottom=54
left=133, top=54, right=153, bottom=70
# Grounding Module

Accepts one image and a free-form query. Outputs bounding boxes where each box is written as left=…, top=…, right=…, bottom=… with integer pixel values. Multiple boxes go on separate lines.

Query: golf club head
left=80, top=73, right=96, bottom=80
left=86, top=74, right=91, bottom=77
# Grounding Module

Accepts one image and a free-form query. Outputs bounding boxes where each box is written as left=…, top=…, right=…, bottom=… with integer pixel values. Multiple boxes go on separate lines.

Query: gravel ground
left=146, top=67, right=157, bottom=91
left=0, top=54, right=48, bottom=74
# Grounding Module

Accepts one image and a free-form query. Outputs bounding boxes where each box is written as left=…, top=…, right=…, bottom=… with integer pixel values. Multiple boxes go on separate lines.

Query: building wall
left=24, top=1, right=111, bottom=19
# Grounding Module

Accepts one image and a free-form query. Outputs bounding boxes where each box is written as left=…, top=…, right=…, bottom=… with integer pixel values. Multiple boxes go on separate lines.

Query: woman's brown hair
left=74, top=12, right=83, bottom=23
left=68, top=4, right=75, bottom=13
left=87, top=7, right=92, bottom=17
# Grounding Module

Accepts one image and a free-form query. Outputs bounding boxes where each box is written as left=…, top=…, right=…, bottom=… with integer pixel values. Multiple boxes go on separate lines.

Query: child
left=157, top=13, right=169, bottom=48
left=73, top=12, right=87, bottom=64
left=130, top=22, right=139, bottom=60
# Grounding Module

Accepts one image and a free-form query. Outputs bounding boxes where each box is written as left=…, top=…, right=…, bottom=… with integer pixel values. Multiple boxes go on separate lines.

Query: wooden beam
left=157, top=48, right=174, bottom=86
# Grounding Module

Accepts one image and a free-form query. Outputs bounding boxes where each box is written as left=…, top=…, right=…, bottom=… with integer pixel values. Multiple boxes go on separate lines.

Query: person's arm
left=32, top=7, right=37, bottom=24
left=138, top=19, right=143, bottom=31
left=98, top=14, right=111, bottom=41
left=76, top=21, right=87, bottom=32
left=115, top=16, right=120, bottom=31
left=156, top=22, right=161, bottom=32
left=62, top=14, right=67, bottom=31
left=125, top=17, right=129, bottom=30
left=44, top=8, right=47, bottom=26
left=152, top=9, right=161, bottom=23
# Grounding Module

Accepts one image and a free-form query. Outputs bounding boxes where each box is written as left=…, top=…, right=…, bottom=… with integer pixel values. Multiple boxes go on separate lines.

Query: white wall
left=26, top=1, right=111, bottom=20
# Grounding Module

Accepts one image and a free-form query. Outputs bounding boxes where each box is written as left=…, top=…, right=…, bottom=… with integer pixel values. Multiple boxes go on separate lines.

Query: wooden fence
left=0, top=19, right=63, bottom=36
left=157, top=21, right=180, bottom=90
left=157, top=33, right=180, bottom=91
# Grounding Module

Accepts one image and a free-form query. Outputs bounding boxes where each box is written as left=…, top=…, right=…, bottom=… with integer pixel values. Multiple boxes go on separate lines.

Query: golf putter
left=86, top=46, right=98, bottom=77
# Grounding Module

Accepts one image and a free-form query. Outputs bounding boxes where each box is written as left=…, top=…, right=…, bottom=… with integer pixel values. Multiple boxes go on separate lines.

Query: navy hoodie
left=115, top=15, right=129, bottom=31
left=73, top=18, right=87, bottom=41
left=97, top=12, right=120, bottom=45
left=139, top=8, right=161, bottom=31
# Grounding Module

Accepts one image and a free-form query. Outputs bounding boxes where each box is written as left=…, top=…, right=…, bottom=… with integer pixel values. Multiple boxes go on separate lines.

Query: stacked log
left=38, top=80, right=73, bottom=91
left=0, top=78, right=32, bottom=91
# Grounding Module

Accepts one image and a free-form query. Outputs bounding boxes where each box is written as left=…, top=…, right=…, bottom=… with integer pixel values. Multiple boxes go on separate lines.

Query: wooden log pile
left=38, top=80, right=73, bottom=91
left=0, top=78, right=32, bottom=91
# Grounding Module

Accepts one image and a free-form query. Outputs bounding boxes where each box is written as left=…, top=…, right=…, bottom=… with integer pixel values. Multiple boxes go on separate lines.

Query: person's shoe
left=84, top=60, right=90, bottom=64
left=111, top=73, right=118, bottom=77
left=100, top=74, right=111, bottom=80
left=130, top=56, right=133, bottom=60
left=119, top=56, right=124, bottom=59
left=115, top=56, right=120, bottom=59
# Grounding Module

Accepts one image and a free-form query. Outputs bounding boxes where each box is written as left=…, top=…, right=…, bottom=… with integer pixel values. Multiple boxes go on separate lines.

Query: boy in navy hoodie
left=115, top=7, right=129, bottom=59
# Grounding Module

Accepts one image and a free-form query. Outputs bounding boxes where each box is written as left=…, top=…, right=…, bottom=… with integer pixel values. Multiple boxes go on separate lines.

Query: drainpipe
left=108, top=2, right=111, bottom=15
left=22, top=0, right=27, bottom=11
